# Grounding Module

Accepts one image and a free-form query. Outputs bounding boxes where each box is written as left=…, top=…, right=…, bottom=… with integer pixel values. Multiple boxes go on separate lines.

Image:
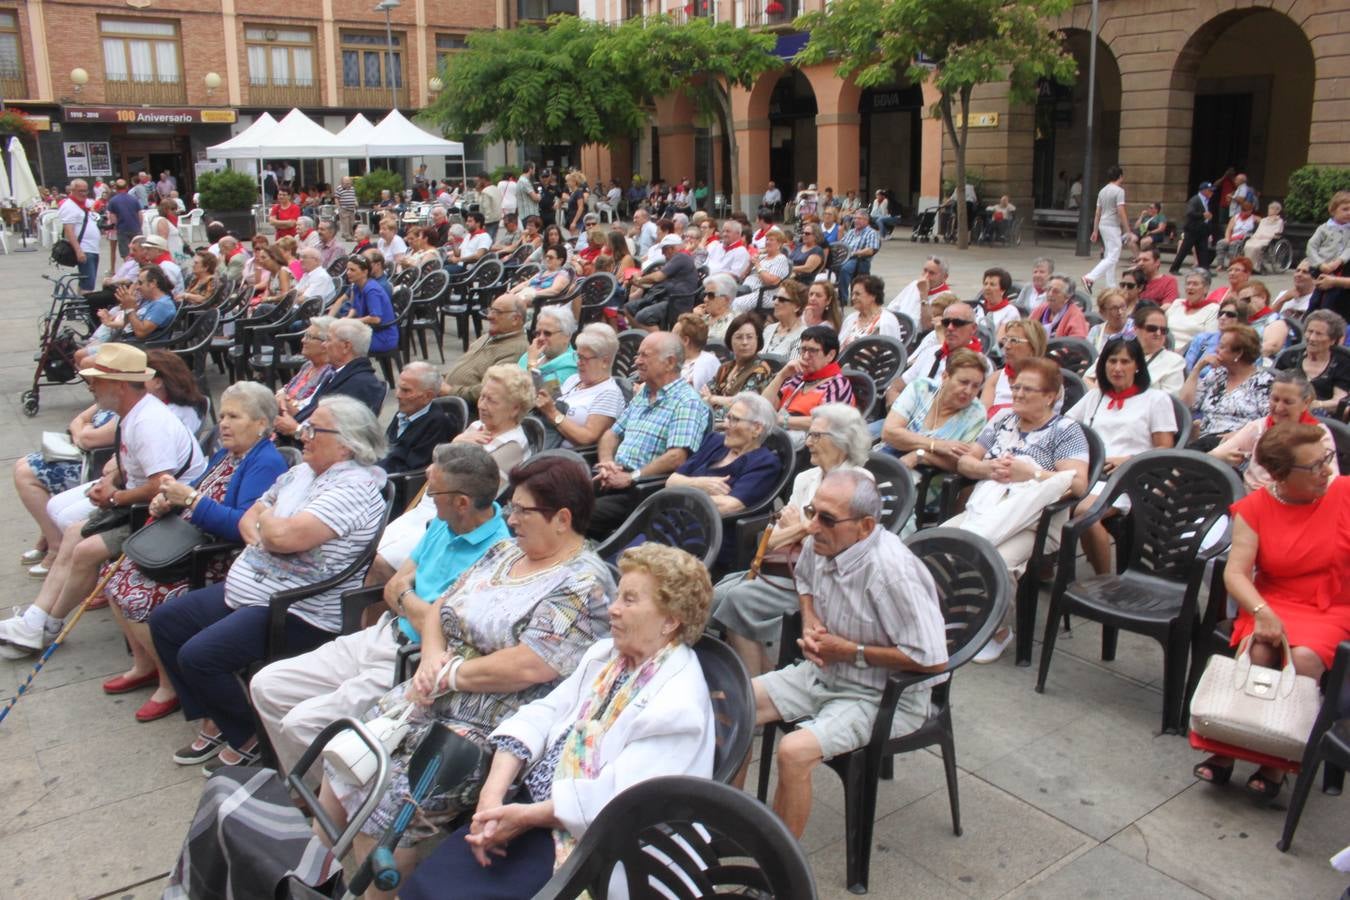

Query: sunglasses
left=1119, top=281, right=1138, bottom=288
left=802, top=504, right=863, bottom=529
left=1288, top=450, right=1335, bottom=473
left=1141, top=324, right=1169, bottom=335
left=1217, top=310, right=1239, bottom=319
left=941, top=318, right=974, bottom=328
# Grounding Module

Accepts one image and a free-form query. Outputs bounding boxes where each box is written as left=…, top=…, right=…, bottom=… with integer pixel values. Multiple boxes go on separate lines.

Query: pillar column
left=731, top=77, right=776, bottom=215
left=654, top=92, right=697, bottom=187
left=802, top=64, right=862, bottom=200
left=919, top=80, right=943, bottom=210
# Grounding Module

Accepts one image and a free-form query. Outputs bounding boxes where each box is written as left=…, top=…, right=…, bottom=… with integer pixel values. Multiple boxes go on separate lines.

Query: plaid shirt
left=611, top=378, right=710, bottom=470
left=842, top=224, right=881, bottom=255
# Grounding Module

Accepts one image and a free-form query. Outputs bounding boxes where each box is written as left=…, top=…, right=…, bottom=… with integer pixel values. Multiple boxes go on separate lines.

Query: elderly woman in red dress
left=1193, top=423, right=1350, bottom=798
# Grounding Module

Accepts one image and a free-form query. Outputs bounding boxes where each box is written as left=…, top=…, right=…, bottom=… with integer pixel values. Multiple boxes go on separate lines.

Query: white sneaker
left=0, top=614, right=48, bottom=657
left=973, top=628, right=1013, bottom=665
left=27, top=563, right=50, bottom=579
left=19, top=549, right=44, bottom=565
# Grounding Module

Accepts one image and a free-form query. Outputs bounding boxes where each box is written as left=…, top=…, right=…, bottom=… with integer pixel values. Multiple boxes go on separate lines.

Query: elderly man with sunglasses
left=896, top=301, right=989, bottom=392
left=733, top=469, right=948, bottom=839
left=440, top=294, right=531, bottom=403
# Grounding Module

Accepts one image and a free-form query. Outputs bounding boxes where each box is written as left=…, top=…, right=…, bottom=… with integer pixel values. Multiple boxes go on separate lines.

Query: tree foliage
left=795, top=0, right=1077, bottom=248
left=425, top=15, right=648, bottom=148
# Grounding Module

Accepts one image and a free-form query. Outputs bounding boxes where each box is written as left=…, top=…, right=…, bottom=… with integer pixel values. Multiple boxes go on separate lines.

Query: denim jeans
left=76, top=253, right=100, bottom=292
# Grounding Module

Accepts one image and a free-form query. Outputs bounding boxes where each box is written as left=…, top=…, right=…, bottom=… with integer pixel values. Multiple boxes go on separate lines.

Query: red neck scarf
left=1104, top=384, right=1142, bottom=410
left=938, top=336, right=982, bottom=359
left=928, top=281, right=951, bottom=297
left=1003, top=363, right=1017, bottom=380
left=224, top=245, right=243, bottom=261
left=152, top=252, right=172, bottom=266
left=753, top=228, right=767, bottom=242
left=1185, top=292, right=1216, bottom=311
left=470, top=228, right=486, bottom=237
left=1248, top=305, right=1275, bottom=321
left=1265, top=410, right=1320, bottom=429
left=984, top=295, right=1012, bottom=313
left=722, top=240, right=745, bottom=251
left=801, top=361, right=843, bottom=382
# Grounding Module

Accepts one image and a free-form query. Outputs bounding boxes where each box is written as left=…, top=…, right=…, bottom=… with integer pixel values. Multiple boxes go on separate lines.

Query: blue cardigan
left=187, top=439, right=289, bottom=540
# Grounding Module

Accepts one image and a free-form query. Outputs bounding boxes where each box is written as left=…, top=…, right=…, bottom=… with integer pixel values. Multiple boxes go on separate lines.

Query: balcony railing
left=748, top=0, right=800, bottom=28
left=341, top=83, right=411, bottom=109
left=249, top=80, right=322, bottom=109
left=518, top=0, right=579, bottom=22
left=104, top=77, right=187, bottom=106
left=0, top=64, right=26, bottom=100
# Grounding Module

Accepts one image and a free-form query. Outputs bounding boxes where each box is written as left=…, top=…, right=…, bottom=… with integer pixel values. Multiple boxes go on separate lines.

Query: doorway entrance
left=116, top=136, right=191, bottom=194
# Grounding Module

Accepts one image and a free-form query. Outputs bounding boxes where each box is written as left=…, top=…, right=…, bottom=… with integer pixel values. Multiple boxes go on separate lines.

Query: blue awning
left=774, top=31, right=810, bottom=60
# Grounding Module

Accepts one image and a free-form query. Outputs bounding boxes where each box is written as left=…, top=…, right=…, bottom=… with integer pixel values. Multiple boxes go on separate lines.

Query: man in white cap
left=626, top=233, right=700, bottom=329
left=140, top=234, right=185, bottom=297
left=0, top=344, right=205, bottom=658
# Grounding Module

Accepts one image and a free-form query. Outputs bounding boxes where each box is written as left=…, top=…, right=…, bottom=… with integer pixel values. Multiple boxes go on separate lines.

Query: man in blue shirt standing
left=105, top=179, right=144, bottom=277
left=248, top=444, right=510, bottom=773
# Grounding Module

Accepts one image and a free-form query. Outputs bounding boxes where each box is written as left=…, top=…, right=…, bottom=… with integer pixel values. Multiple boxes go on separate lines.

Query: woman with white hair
left=712, top=402, right=874, bottom=676
left=668, top=392, right=783, bottom=568
left=520, top=305, right=578, bottom=391
left=535, top=323, right=626, bottom=450
left=454, top=365, right=534, bottom=491
left=101, top=382, right=289, bottom=724
left=694, top=273, right=737, bottom=340
left=150, top=395, right=389, bottom=769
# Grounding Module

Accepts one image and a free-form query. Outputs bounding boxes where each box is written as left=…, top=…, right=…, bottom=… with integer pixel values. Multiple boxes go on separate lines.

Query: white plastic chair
left=179, top=208, right=206, bottom=245
left=38, top=210, right=60, bottom=247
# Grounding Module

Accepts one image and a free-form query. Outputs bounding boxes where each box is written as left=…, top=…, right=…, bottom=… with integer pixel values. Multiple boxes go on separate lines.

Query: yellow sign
left=953, top=112, right=999, bottom=129
left=201, top=109, right=238, bottom=124
left=24, top=115, right=52, bottom=132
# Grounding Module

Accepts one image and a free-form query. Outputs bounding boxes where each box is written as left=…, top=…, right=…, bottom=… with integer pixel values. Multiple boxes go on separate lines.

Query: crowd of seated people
left=11, top=180, right=1350, bottom=895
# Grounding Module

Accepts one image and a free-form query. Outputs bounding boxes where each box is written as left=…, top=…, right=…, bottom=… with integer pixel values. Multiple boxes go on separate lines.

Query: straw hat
left=77, top=343, right=156, bottom=382
left=142, top=235, right=168, bottom=251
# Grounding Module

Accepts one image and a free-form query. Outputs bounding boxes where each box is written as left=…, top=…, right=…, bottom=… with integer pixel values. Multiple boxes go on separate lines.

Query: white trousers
left=48, top=482, right=96, bottom=532
left=1085, top=224, right=1124, bottom=288
left=250, top=613, right=401, bottom=774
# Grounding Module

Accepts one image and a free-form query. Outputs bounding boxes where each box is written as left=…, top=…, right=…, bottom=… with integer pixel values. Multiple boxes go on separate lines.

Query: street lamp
left=428, top=76, right=443, bottom=94
left=1075, top=0, right=1099, bottom=258
left=375, top=0, right=400, bottom=111
left=203, top=71, right=222, bottom=99
left=70, top=68, right=89, bottom=95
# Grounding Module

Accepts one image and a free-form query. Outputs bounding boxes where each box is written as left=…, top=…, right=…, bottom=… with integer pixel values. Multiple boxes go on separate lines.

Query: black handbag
left=81, top=421, right=194, bottom=540
left=50, top=208, right=90, bottom=268
left=121, top=512, right=214, bottom=583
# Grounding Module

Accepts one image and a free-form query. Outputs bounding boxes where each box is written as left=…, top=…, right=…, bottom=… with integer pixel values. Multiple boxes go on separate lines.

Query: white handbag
left=1189, top=636, right=1321, bottom=762
left=322, top=700, right=416, bottom=788
left=955, top=470, right=1074, bottom=547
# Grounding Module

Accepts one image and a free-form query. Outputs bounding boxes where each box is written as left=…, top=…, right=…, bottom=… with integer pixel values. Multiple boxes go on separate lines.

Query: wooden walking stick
left=744, top=513, right=780, bottom=582
left=0, top=555, right=124, bottom=726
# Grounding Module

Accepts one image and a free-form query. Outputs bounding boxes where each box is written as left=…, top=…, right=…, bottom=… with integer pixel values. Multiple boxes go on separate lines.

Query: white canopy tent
left=336, top=114, right=378, bottom=171
left=204, top=112, right=278, bottom=159
left=365, top=109, right=468, bottom=192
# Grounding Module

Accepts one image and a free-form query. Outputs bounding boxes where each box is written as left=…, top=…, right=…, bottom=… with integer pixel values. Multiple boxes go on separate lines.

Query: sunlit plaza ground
left=0, top=229, right=1343, bottom=899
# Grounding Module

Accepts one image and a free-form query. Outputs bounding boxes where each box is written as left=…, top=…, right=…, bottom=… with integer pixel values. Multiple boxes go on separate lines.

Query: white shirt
left=557, top=375, right=627, bottom=447
left=458, top=230, right=493, bottom=262
left=498, top=179, right=518, bottom=214
left=1016, top=283, right=1048, bottom=314
left=59, top=198, right=101, bottom=255
left=1145, top=348, right=1187, bottom=396
left=148, top=254, right=185, bottom=297
left=682, top=351, right=720, bottom=392
left=1166, top=302, right=1218, bottom=354
left=1096, top=182, right=1125, bottom=231
left=1278, top=289, right=1313, bottom=316
left=886, top=279, right=932, bottom=326
left=839, top=309, right=903, bottom=350
left=1066, top=387, right=1176, bottom=458
left=120, top=393, right=206, bottom=488
left=378, top=234, right=408, bottom=267
left=763, top=187, right=782, bottom=206
left=636, top=221, right=659, bottom=257
left=295, top=266, right=337, bottom=303
left=978, top=303, right=1021, bottom=335
left=705, top=241, right=750, bottom=280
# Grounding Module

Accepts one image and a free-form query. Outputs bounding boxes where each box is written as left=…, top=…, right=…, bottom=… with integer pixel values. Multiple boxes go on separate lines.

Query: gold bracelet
left=1251, top=603, right=1267, bottom=617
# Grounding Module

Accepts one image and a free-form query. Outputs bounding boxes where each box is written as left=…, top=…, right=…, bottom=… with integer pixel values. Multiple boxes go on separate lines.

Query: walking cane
left=0, top=555, right=124, bottom=726
left=744, top=513, right=780, bottom=582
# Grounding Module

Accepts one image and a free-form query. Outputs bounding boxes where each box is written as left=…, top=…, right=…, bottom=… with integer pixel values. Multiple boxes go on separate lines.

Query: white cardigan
left=491, top=638, right=715, bottom=840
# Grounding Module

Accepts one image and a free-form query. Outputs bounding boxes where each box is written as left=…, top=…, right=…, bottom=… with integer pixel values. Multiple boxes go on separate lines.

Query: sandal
left=203, top=744, right=261, bottom=776
left=1245, top=771, right=1286, bottom=800
left=174, top=731, right=225, bottom=766
left=1193, top=756, right=1234, bottom=786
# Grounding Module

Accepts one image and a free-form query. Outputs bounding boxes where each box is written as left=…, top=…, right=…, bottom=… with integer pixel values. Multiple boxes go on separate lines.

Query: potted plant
left=354, top=168, right=405, bottom=206
left=0, top=109, right=37, bottom=137
left=198, top=167, right=261, bottom=239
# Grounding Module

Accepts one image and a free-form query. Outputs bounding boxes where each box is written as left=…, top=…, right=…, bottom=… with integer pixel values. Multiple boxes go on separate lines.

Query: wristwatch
left=553, top=411, right=565, bottom=426
left=854, top=644, right=867, bottom=668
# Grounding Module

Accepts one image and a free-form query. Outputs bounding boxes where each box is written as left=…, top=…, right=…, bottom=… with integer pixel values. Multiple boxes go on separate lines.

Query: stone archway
left=1034, top=29, right=1121, bottom=209
left=766, top=70, right=818, bottom=199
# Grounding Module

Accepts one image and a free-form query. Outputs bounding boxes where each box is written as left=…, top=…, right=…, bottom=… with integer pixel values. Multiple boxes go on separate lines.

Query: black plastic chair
left=1170, top=394, right=1194, bottom=448
left=1322, top=416, right=1350, bottom=473
left=406, top=268, right=450, bottom=362
left=571, top=272, right=619, bottom=327
left=756, top=528, right=1010, bottom=894
left=728, top=428, right=799, bottom=570
left=692, top=634, right=755, bottom=785
left=892, top=311, right=917, bottom=352
left=1048, top=337, right=1097, bottom=376
left=1012, top=424, right=1106, bottom=666
left=1274, top=342, right=1350, bottom=373
left=706, top=341, right=732, bottom=364
left=1036, top=450, right=1243, bottom=732
left=431, top=395, right=469, bottom=440
left=534, top=776, right=818, bottom=900
left=842, top=368, right=877, bottom=421
left=372, top=285, right=412, bottom=383
left=1060, top=368, right=1087, bottom=413
left=390, top=266, right=420, bottom=291
left=612, top=329, right=646, bottom=381
left=157, top=307, right=220, bottom=376
left=594, top=487, right=723, bottom=570
left=1277, top=640, right=1350, bottom=852
left=325, top=254, right=350, bottom=277
left=863, top=450, right=918, bottom=535
left=839, top=335, right=907, bottom=396
left=520, top=415, right=546, bottom=455
left=444, top=257, right=504, bottom=352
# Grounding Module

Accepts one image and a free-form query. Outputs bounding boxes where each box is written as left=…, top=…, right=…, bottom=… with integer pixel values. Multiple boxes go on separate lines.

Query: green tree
left=424, top=15, right=649, bottom=148
left=591, top=16, right=781, bottom=212
left=795, top=0, right=1077, bottom=248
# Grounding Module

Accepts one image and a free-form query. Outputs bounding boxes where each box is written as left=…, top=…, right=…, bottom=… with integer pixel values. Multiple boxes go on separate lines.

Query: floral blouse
left=1195, top=367, right=1275, bottom=438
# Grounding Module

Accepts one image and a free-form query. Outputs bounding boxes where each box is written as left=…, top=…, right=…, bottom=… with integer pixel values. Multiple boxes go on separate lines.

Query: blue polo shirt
left=352, top=279, right=398, bottom=353
left=397, top=504, right=511, bottom=642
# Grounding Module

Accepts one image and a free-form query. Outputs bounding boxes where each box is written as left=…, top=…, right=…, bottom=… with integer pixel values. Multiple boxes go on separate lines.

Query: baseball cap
left=1198, top=181, right=1214, bottom=191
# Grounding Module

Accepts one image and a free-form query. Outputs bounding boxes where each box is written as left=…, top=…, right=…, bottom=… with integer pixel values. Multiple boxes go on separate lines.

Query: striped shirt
left=794, top=527, right=948, bottom=691
left=334, top=184, right=357, bottom=210
left=611, top=377, right=710, bottom=471
left=224, top=460, right=388, bottom=632
left=976, top=411, right=1089, bottom=472
left=842, top=224, right=881, bottom=255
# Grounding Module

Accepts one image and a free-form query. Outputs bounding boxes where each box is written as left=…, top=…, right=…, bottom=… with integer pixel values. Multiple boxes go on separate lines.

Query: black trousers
left=1170, top=227, right=1212, bottom=273
left=587, top=486, right=642, bottom=541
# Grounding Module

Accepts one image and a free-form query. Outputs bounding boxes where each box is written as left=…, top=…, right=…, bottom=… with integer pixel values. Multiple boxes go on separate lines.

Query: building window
left=435, top=33, right=466, bottom=71
left=341, top=30, right=402, bottom=91
left=100, top=18, right=181, bottom=85
left=245, top=27, right=316, bottom=89
left=518, top=0, right=578, bottom=22
left=0, top=9, right=25, bottom=96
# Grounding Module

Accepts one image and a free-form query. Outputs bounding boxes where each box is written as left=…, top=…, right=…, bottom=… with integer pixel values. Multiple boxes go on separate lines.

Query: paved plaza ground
left=0, top=229, right=1342, bottom=899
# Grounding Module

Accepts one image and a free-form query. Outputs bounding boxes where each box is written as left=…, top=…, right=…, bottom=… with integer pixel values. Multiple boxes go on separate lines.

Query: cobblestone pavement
left=0, top=230, right=1339, bottom=899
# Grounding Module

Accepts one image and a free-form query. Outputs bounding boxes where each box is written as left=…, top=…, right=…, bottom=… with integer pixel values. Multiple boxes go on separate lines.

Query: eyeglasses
left=1217, top=310, right=1239, bottom=319
left=1119, top=281, right=1138, bottom=289
left=1141, top=324, right=1169, bottom=335
left=804, top=430, right=833, bottom=443
left=773, top=294, right=793, bottom=302
left=1288, top=450, right=1335, bottom=473
left=1009, top=383, right=1050, bottom=395
left=1000, top=336, right=1029, bottom=347
left=941, top=318, right=974, bottom=328
left=803, top=504, right=863, bottom=529
left=301, top=333, right=323, bottom=342
left=504, top=501, right=554, bottom=518
left=426, top=488, right=470, bottom=499
left=485, top=307, right=515, bottom=318
left=297, top=423, right=340, bottom=441
left=536, top=328, right=559, bottom=337
left=724, top=412, right=750, bottom=426
left=798, top=345, right=824, bottom=357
